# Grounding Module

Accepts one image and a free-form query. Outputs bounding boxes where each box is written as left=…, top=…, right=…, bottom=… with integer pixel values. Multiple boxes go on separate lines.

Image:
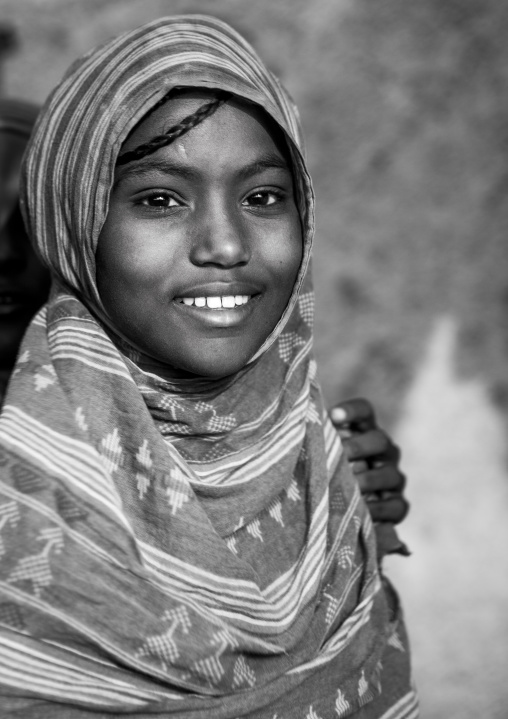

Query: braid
left=117, top=90, right=232, bottom=166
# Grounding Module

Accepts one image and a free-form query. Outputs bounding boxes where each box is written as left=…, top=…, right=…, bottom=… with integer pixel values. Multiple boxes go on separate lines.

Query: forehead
left=120, top=90, right=290, bottom=162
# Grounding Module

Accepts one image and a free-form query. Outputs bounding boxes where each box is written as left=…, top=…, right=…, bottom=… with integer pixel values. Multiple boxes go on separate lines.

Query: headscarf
left=0, top=16, right=417, bottom=718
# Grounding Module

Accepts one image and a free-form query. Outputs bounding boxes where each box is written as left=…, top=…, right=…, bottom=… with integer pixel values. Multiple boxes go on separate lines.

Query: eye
left=140, top=192, right=181, bottom=208
left=242, top=190, right=283, bottom=208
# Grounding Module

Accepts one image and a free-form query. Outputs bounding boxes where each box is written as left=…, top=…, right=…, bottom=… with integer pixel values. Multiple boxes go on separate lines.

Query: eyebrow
left=114, top=152, right=291, bottom=187
left=236, top=153, right=291, bottom=181
left=114, top=159, right=197, bottom=187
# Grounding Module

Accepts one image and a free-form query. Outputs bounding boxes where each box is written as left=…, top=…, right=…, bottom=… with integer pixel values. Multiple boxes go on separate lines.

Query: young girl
left=0, top=15, right=417, bottom=718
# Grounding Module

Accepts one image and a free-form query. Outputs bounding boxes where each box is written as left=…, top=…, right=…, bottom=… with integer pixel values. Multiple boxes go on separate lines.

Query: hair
left=116, top=89, right=232, bottom=166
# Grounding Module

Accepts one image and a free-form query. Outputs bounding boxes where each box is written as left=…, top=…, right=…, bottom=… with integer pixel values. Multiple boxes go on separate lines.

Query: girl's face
left=96, top=92, right=303, bottom=378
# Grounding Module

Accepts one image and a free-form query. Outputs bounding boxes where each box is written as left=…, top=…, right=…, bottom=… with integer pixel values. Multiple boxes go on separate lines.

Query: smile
left=176, top=295, right=251, bottom=309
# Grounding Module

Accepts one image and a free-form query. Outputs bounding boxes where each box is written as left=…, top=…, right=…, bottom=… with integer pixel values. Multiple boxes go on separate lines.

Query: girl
left=0, top=16, right=417, bottom=718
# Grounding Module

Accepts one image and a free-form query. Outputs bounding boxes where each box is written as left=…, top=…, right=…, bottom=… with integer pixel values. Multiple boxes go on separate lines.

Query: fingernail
left=330, top=407, right=347, bottom=423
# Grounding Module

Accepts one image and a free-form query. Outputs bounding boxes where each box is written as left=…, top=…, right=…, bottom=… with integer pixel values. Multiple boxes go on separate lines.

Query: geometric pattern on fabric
left=55, top=489, right=89, bottom=524
left=165, top=467, right=191, bottom=515
left=0, top=501, right=20, bottom=556
left=298, top=291, right=314, bottom=327
left=137, top=606, right=191, bottom=665
left=136, top=439, right=153, bottom=499
left=7, top=527, right=63, bottom=598
left=278, top=332, right=307, bottom=364
left=388, top=630, right=406, bottom=653
left=33, top=364, right=57, bottom=392
left=154, top=396, right=237, bottom=436
left=193, top=629, right=238, bottom=684
left=306, top=706, right=325, bottom=719
left=232, top=655, right=256, bottom=689
left=195, top=402, right=237, bottom=433
left=100, top=428, right=123, bottom=475
left=358, top=670, right=375, bottom=707
left=11, top=464, right=47, bottom=494
left=337, top=546, right=355, bottom=571
left=0, top=602, right=25, bottom=630
left=335, top=689, right=352, bottom=718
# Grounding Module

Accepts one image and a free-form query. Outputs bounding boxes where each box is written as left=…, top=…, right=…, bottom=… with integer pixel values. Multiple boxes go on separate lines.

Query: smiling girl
left=0, top=16, right=417, bottom=718
left=97, top=89, right=301, bottom=380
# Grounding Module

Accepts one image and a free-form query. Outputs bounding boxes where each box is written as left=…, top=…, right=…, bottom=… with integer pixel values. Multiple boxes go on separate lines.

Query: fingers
left=330, top=397, right=376, bottom=431
left=356, top=465, right=406, bottom=494
left=342, top=428, right=400, bottom=464
left=365, top=494, right=409, bottom=524
left=330, top=398, right=410, bottom=526
left=350, top=459, right=369, bottom=475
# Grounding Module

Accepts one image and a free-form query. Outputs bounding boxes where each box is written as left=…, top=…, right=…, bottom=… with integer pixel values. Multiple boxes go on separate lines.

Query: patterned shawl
left=0, top=16, right=417, bottom=719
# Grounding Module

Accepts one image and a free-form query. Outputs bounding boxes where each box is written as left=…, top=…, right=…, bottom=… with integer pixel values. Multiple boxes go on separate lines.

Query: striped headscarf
left=0, top=15, right=416, bottom=718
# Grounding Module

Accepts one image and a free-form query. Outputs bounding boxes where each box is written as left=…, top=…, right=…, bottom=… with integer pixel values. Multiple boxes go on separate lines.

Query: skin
left=331, top=398, right=409, bottom=524
left=0, top=131, right=50, bottom=373
left=97, top=92, right=302, bottom=379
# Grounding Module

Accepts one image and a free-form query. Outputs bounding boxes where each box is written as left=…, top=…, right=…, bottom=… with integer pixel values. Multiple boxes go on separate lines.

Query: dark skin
left=331, top=398, right=409, bottom=524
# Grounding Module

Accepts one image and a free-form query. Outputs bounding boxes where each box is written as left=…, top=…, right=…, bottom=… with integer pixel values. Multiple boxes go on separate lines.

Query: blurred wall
left=1, top=1, right=507, bottom=716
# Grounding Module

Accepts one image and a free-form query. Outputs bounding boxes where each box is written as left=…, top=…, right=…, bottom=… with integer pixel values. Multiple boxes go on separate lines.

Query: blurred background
left=1, top=0, right=507, bottom=716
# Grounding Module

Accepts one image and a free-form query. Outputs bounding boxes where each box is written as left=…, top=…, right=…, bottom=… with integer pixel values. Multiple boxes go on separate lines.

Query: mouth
left=175, top=294, right=251, bottom=309
left=172, top=286, right=260, bottom=328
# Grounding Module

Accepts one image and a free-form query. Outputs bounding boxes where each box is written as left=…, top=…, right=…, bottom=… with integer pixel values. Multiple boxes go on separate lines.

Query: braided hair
left=117, top=89, right=232, bottom=166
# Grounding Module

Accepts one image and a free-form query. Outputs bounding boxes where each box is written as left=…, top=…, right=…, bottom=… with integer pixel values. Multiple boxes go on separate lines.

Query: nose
left=0, top=206, right=28, bottom=275
left=189, top=200, right=251, bottom=268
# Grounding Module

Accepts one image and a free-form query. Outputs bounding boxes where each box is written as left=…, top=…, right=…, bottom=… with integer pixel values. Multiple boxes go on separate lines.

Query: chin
left=172, top=349, right=255, bottom=380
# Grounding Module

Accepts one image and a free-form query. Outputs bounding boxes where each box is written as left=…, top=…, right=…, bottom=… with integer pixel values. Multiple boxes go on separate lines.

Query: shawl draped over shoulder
left=0, top=15, right=417, bottom=719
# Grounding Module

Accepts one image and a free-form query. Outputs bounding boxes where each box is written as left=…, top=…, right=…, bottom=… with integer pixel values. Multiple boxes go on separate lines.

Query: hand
left=330, top=398, right=409, bottom=525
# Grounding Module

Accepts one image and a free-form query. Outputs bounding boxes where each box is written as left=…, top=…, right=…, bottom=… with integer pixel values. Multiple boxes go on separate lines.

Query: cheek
left=276, top=218, right=303, bottom=289
left=97, top=218, right=155, bottom=292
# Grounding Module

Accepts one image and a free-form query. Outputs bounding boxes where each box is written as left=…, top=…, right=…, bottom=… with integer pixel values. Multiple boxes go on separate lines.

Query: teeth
left=179, top=295, right=251, bottom=308
left=206, top=296, right=221, bottom=309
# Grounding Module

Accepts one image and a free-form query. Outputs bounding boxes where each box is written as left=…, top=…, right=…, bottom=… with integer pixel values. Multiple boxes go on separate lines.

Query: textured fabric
left=0, top=15, right=417, bottom=718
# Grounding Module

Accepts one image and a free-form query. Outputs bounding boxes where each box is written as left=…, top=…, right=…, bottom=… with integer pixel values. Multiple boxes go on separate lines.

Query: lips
left=172, top=283, right=260, bottom=327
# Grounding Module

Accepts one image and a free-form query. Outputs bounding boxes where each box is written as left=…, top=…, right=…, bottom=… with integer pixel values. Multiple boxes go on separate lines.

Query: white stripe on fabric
left=0, top=635, right=181, bottom=706
left=0, top=407, right=129, bottom=529
left=136, top=495, right=330, bottom=630
left=379, top=690, right=420, bottom=719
